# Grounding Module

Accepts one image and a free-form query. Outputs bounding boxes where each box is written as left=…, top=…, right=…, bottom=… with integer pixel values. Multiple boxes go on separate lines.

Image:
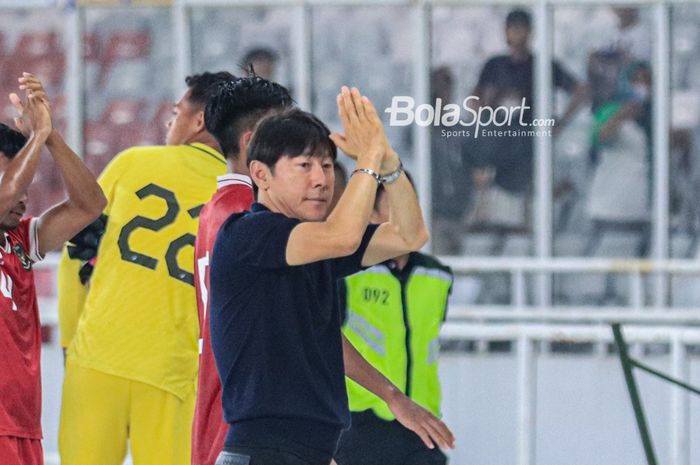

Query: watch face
left=381, top=163, right=403, bottom=185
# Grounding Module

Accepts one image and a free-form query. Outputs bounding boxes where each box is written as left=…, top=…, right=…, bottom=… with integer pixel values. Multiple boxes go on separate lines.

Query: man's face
left=506, top=24, right=530, bottom=50
left=0, top=154, right=27, bottom=230
left=165, top=89, right=202, bottom=145
left=268, top=154, right=335, bottom=222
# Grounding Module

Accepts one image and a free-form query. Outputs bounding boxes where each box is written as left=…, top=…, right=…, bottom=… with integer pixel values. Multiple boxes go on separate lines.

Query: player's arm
left=283, top=87, right=385, bottom=266
left=360, top=161, right=429, bottom=267
left=341, top=334, right=455, bottom=450
left=0, top=88, right=50, bottom=223
left=17, top=74, right=106, bottom=256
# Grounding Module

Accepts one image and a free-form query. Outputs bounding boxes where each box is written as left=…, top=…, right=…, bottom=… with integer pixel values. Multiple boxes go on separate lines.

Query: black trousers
left=334, top=411, right=448, bottom=465
left=216, top=445, right=333, bottom=465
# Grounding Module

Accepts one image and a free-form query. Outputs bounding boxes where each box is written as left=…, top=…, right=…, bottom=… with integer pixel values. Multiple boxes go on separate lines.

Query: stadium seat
left=99, top=30, right=151, bottom=85
left=83, top=32, right=101, bottom=62
left=101, top=99, right=146, bottom=126
left=84, top=120, right=117, bottom=174
left=26, top=54, right=65, bottom=87
left=14, top=31, right=61, bottom=58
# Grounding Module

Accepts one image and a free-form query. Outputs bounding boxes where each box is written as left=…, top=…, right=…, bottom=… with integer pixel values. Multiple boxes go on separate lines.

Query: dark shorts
left=334, top=411, right=447, bottom=465
left=216, top=445, right=332, bottom=465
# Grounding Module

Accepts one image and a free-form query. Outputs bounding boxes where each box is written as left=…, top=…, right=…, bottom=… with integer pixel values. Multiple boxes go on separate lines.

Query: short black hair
left=204, top=76, right=293, bottom=159
left=0, top=123, right=27, bottom=159
left=506, top=9, right=531, bottom=29
left=375, top=169, right=415, bottom=211
left=247, top=109, right=336, bottom=171
left=185, top=71, right=237, bottom=108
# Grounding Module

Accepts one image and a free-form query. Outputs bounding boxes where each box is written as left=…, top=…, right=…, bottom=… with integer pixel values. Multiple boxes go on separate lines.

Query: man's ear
left=195, top=110, right=206, bottom=133
left=238, top=130, right=254, bottom=163
left=250, top=160, right=271, bottom=191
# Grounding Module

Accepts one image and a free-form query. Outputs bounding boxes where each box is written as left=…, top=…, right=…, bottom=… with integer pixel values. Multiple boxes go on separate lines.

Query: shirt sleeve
left=553, top=60, right=577, bottom=93
left=230, top=212, right=301, bottom=269
left=27, top=218, right=43, bottom=262
left=331, top=224, right=380, bottom=279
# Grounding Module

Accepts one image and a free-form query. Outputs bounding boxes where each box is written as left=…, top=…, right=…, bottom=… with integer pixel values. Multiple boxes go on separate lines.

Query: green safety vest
left=341, top=252, right=453, bottom=420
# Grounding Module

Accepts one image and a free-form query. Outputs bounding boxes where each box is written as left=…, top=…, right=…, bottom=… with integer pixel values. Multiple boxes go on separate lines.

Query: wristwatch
left=380, top=161, right=403, bottom=185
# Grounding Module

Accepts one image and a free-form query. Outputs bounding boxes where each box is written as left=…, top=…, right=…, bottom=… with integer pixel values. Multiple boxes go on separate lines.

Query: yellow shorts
left=59, top=360, right=195, bottom=465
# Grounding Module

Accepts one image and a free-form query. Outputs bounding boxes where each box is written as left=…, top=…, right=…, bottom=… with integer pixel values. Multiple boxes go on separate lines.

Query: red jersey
left=192, top=174, right=253, bottom=465
left=0, top=218, right=43, bottom=439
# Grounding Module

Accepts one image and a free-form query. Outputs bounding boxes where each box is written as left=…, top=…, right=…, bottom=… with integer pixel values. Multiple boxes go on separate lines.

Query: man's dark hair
left=0, top=123, right=27, bottom=159
left=205, top=76, right=293, bottom=159
left=506, top=9, right=531, bottom=29
left=247, top=109, right=336, bottom=171
left=375, top=169, right=415, bottom=211
left=185, top=71, right=237, bottom=107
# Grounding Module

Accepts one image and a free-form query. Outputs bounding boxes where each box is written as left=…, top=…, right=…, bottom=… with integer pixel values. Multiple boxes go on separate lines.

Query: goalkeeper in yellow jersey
left=57, top=72, right=238, bottom=465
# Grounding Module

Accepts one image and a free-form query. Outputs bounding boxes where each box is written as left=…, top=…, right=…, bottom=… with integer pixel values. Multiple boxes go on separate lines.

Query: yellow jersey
left=61, top=143, right=227, bottom=399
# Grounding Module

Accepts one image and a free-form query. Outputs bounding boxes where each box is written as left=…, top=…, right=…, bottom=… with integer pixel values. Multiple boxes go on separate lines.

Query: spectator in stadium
left=0, top=73, right=105, bottom=465
left=240, top=47, right=278, bottom=80
left=465, top=8, right=586, bottom=239
left=335, top=172, right=453, bottom=465
left=191, top=76, right=293, bottom=465
left=585, top=61, right=652, bottom=257
left=430, top=66, right=471, bottom=255
left=209, top=89, right=454, bottom=465
left=57, top=71, right=235, bottom=465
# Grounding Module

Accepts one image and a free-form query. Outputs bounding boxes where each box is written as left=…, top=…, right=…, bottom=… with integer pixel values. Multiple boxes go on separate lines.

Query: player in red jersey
left=191, top=76, right=292, bottom=465
left=0, top=75, right=105, bottom=465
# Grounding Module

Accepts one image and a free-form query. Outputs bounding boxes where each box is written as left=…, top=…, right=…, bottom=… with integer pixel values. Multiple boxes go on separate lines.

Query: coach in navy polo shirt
left=209, top=88, right=454, bottom=465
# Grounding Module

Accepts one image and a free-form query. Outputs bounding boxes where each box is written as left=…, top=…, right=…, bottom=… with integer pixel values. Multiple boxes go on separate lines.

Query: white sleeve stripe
left=216, top=179, right=253, bottom=189
left=28, top=218, right=43, bottom=263
left=216, top=174, right=253, bottom=189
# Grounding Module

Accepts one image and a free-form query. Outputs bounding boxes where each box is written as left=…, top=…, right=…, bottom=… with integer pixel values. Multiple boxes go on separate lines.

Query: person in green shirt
left=336, top=174, right=454, bottom=465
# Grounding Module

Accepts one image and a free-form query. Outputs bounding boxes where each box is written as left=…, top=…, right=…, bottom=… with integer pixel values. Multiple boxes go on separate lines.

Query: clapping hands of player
left=388, top=391, right=456, bottom=451
left=9, top=73, right=52, bottom=140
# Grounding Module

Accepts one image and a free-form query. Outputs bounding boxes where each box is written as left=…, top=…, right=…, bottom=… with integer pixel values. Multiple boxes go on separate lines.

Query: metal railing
left=440, top=322, right=700, bottom=465
left=441, top=256, right=700, bottom=318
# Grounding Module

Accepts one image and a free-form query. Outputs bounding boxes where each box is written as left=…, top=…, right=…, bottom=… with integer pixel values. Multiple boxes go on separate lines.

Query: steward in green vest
left=335, top=181, right=453, bottom=465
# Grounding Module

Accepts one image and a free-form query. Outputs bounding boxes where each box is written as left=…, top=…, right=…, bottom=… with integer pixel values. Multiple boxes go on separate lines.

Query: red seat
left=84, top=120, right=117, bottom=173
left=101, top=99, right=146, bottom=126
left=99, top=31, right=151, bottom=85
left=26, top=54, right=65, bottom=87
left=14, top=31, right=61, bottom=59
left=83, top=32, right=101, bottom=62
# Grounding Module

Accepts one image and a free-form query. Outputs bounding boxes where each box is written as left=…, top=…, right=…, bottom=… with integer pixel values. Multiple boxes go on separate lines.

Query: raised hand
left=329, top=86, right=385, bottom=164
left=388, top=392, right=456, bottom=451
left=9, top=73, right=52, bottom=139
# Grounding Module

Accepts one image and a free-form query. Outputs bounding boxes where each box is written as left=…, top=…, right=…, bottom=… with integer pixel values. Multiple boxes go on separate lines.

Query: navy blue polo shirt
left=209, top=202, right=379, bottom=458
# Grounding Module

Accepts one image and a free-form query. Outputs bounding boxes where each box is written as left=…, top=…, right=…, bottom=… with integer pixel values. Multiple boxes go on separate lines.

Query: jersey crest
left=13, top=243, right=32, bottom=271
